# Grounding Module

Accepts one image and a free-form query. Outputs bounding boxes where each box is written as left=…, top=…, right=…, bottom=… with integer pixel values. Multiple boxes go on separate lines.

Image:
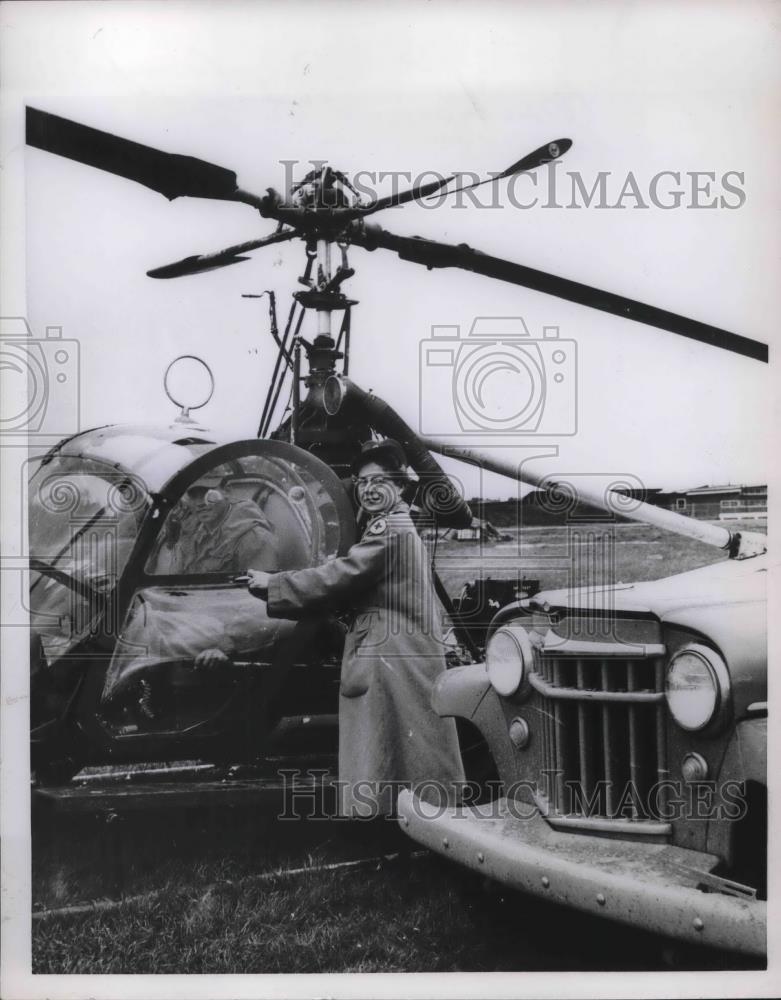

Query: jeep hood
left=524, top=554, right=768, bottom=711
left=525, top=553, right=768, bottom=620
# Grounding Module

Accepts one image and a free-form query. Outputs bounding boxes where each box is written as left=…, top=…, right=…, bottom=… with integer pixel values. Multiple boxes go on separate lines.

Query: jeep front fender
left=434, top=663, right=517, bottom=784
left=433, top=663, right=491, bottom=719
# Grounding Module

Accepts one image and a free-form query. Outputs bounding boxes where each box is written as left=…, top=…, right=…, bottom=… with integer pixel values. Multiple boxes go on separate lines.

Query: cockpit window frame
left=112, top=439, right=356, bottom=647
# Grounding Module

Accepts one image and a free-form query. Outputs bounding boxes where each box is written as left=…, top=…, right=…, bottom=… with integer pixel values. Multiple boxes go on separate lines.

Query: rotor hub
left=289, top=166, right=362, bottom=213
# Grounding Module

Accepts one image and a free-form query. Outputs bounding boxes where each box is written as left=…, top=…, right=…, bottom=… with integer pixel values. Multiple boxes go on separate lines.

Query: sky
left=3, top=1, right=779, bottom=505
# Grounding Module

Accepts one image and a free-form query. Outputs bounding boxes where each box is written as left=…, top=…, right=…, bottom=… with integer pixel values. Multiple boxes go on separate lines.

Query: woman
left=246, top=438, right=465, bottom=818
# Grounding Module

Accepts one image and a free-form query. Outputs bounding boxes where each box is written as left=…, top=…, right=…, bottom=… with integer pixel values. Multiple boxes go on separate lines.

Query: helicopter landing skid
left=32, top=754, right=338, bottom=816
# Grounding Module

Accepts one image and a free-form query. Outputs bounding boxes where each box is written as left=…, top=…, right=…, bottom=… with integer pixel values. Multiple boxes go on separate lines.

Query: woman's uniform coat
left=265, top=501, right=465, bottom=817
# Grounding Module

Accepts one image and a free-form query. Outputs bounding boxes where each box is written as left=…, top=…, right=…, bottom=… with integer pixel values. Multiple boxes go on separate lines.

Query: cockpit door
left=101, top=440, right=355, bottom=728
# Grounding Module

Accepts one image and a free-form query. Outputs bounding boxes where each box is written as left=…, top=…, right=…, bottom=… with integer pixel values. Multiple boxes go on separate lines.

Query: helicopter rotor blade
left=147, top=228, right=297, bottom=279
left=498, top=138, right=573, bottom=178
left=429, top=138, right=573, bottom=201
left=358, top=175, right=456, bottom=216
left=27, top=106, right=250, bottom=203
left=354, top=224, right=768, bottom=362
left=357, top=138, right=573, bottom=217
left=148, top=256, right=251, bottom=279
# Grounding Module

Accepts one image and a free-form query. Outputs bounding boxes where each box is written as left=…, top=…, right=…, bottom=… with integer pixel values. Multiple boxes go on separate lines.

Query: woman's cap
left=350, top=438, right=408, bottom=476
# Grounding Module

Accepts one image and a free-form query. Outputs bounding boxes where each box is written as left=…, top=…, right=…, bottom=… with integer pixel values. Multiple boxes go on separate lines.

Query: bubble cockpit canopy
left=28, top=430, right=356, bottom=663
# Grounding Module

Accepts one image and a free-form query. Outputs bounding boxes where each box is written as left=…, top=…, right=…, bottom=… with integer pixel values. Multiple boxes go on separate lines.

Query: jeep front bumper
left=397, top=790, right=765, bottom=956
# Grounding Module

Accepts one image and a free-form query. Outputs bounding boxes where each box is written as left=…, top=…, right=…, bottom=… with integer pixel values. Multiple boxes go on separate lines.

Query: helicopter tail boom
left=423, top=437, right=766, bottom=559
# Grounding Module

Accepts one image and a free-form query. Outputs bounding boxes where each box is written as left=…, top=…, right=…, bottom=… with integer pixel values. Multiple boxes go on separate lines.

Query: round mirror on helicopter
left=164, top=354, right=215, bottom=424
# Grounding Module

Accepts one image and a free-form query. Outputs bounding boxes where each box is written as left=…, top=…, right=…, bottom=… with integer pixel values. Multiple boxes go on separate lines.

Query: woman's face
left=354, top=460, right=402, bottom=515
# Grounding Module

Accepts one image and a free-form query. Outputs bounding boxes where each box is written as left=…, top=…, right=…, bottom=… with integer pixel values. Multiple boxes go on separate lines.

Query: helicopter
left=23, top=106, right=768, bottom=785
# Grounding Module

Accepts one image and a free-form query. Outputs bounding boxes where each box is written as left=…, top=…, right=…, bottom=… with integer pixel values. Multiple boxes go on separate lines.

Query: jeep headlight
left=665, top=644, right=729, bottom=732
left=486, top=626, right=533, bottom=697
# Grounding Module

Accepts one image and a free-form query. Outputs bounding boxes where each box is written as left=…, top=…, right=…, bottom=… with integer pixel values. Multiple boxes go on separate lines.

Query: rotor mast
left=316, top=239, right=333, bottom=338
left=252, top=166, right=361, bottom=455
left=290, top=165, right=358, bottom=353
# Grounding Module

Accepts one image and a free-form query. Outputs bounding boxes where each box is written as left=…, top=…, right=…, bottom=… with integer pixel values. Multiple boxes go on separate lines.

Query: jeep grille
left=530, top=638, right=669, bottom=832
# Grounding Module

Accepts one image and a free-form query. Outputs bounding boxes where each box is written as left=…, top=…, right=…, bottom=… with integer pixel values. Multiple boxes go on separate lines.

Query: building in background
left=670, top=484, right=767, bottom=521
left=465, top=484, right=767, bottom=529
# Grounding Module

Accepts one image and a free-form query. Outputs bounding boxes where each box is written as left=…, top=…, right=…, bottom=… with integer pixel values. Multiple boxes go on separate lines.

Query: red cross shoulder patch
left=366, top=517, right=387, bottom=536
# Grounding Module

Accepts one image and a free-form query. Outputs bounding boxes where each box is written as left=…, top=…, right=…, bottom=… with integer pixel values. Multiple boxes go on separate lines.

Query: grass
left=34, top=838, right=751, bottom=974
left=435, top=519, right=764, bottom=597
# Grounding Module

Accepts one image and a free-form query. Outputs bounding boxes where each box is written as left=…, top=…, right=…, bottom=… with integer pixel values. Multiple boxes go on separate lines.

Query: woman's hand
left=194, top=648, right=230, bottom=670
left=246, top=569, right=271, bottom=598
